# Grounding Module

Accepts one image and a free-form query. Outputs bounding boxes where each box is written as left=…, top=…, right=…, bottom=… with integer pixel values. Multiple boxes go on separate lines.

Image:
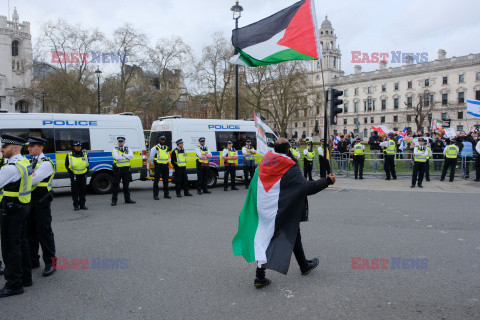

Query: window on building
left=363, top=129, right=368, bottom=138
left=372, top=100, right=376, bottom=111
left=344, top=103, right=348, bottom=113
left=458, top=111, right=463, bottom=119
left=295, top=122, right=298, bottom=128
left=343, top=129, right=347, bottom=134
left=304, top=109, right=307, bottom=117
left=443, top=76, right=448, bottom=84
left=407, top=115, right=412, bottom=122
left=425, top=79, right=429, bottom=86
left=364, top=101, right=367, bottom=112
left=424, top=94, right=430, bottom=106
left=381, top=100, right=386, bottom=110
left=394, top=98, right=399, bottom=109
left=394, top=83, right=399, bottom=90
left=354, top=102, right=359, bottom=112
left=364, top=117, right=367, bottom=124
left=333, top=57, right=336, bottom=67
left=459, top=74, right=464, bottom=83
left=381, top=116, right=385, bottom=123
left=370, top=117, right=374, bottom=123
left=442, top=94, right=448, bottom=105
left=354, top=88, right=358, bottom=95
left=407, top=97, right=412, bottom=107
left=407, top=81, right=412, bottom=89
left=477, top=90, right=480, bottom=100
left=441, top=113, right=447, bottom=120
left=393, top=115, right=398, bottom=122
left=343, top=118, right=347, bottom=125
left=457, top=125, right=464, bottom=132
left=458, top=92, right=464, bottom=104
left=368, top=86, right=372, bottom=93
left=12, top=41, right=19, bottom=57
left=303, top=122, right=306, bottom=127
left=382, top=84, right=386, bottom=92
left=367, top=99, right=372, bottom=111
left=344, top=89, right=348, bottom=97
left=477, top=72, right=480, bottom=81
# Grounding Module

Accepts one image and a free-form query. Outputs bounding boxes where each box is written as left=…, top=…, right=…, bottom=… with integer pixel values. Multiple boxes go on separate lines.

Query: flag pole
left=319, top=60, right=332, bottom=175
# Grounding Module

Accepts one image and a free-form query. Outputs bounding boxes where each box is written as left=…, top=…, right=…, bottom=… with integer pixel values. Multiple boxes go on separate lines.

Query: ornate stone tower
left=313, top=15, right=344, bottom=83
left=0, top=8, right=35, bottom=112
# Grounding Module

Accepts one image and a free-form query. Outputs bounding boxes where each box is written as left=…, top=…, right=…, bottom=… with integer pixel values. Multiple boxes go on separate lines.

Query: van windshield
left=149, top=131, right=172, bottom=150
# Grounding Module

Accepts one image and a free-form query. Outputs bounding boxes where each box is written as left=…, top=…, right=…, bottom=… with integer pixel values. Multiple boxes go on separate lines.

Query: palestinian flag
left=232, top=151, right=307, bottom=274
left=231, top=0, right=321, bottom=67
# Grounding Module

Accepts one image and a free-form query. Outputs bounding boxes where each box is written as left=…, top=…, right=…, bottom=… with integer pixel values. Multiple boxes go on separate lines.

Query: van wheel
left=91, top=173, right=114, bottom=194
left=207, top=169, right=217, bottom=188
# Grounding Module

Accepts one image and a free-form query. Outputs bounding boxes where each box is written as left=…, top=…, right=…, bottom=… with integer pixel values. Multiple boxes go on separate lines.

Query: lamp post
left=231, top=0, right=243, bottom=120
left=95, top=66, right=102, bottom=114
left=41, top=90, right=45, bottom=113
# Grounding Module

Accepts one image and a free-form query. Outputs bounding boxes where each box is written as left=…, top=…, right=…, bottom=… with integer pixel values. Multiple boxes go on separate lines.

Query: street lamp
left=95, top=66, right=102, bottom=114
left=231, top=0, right=243, bottom=120
left=41, top=90, right=45, bottom=113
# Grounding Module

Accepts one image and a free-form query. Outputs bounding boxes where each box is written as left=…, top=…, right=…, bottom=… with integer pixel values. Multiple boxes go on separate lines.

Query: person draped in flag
left=232, top=138, right=336, bottom=288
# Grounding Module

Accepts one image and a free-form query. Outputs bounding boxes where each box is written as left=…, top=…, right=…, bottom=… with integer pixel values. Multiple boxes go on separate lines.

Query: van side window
left=215, top=132, right=257, bottom=151
left=0, top=128, right=55, bottom=154
left=55, top=129, right=90, bottom=152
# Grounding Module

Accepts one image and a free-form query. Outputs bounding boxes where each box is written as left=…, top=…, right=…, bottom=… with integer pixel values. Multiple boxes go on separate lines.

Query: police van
left=148, top=116, right=277, bottom=187
left=0, top=113, right=147, bottom=193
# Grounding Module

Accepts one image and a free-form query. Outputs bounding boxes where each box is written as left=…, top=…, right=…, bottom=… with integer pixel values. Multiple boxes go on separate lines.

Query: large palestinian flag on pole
left=232, top=151, right=307, bottom=274
left=230, top=0, right=321, bottom=67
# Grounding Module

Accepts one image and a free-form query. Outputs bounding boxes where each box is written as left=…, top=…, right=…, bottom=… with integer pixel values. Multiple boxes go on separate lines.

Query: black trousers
left=476, top=156, right=480, bottom=180
left=304, top=160, right=313, bottom=181
left=319, top=157, right=331, bottom=178
left=243, top=162, right=256, bottom=188
left=1, top=203, right=32, bottom=290
left=412, top=161, right=426, bottom=186
left=441, top=158, right=457, bottom=181
left=464, top=157, right=472, bottom=177
left=433, top=156, right=443, bottom=171
left=153, top=163, right=170, bottom=197
left=224, top=165, right=236, bottom=189
left=70, top=173, right=87, bottom=207
left=174, top=166, right=189, bottom=194
left=353, top=155, right=364, bottom=179
left=425, top=159, right=430, bottom=180
left=112, top=167, right=132, bottom=202
left=27, top=197, right=56, bottom=268
left=196, top=163, right=210, bottom=192
left=384, top=155, right=397, bottom=179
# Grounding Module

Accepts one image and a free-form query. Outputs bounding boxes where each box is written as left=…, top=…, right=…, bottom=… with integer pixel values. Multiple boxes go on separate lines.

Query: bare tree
left=404, top=90, right=435, bottom=132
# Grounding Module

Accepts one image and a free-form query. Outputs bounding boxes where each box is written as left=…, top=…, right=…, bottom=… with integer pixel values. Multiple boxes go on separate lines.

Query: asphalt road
left=1, top=180, right=479, bottom=319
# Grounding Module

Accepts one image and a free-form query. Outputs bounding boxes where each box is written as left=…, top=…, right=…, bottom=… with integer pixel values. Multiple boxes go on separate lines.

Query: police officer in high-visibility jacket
left=380, top=134, right=397, bottom=180
left=290, top=140, right=300, bottom=162
left=351, top=138, right=365, bottom=180
left=303, top=141, right=315, bottom=181
left=171, top=139, right=193, bottom=197
left=111, top=137, right=135, bottom=206
left=150, top=135, right=171, bottom=200
left=441, top=139, right=459, bottom=182
left=424, top=135, right=432, bottom=182
left=222, top=140, right=239, bottom=191
left=26, top=136, right=56, bottom=277
left=65, top=141, right=89, bottom=211
left=0, top=134, right=33, bottom=298
left=242, top=139, right=256, bottom=189
left=0, top=154, right=4, bottom=276
left=317, top=139, right=331, bottom=178
left=411, top=138, right=428, bottom=188
left=195, top=137, right=212, bottom=194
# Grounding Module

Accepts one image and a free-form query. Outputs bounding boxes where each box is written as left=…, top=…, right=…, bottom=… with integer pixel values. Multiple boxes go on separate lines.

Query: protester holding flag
left=232, top=138, right=335, bottom=288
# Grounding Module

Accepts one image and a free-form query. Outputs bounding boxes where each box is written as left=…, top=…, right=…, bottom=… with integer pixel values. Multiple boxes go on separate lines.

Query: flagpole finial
left=325, top=15, right=328, bottom=19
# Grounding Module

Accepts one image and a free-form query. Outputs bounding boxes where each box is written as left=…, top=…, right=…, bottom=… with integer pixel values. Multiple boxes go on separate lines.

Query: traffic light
left=330, top=88, right=343, bottom=125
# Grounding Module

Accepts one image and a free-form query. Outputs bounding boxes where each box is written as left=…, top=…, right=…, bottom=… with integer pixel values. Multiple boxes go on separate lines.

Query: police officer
left=290, top=139, right=300, bottom=162
left=317, top=139, right=331, bottom=179
left=474, top=134, right=480, bottom=182
left=441, top=139, right=459, bottom=182
left=303, top=141, right=315, bottom=181
left=424, top=138, right=432, bottom=182
left=351, top=138, right=365, bottom=180
left=411, top=138, right=428, bottom=188
left=222, top=140, right=239, bottom=191
left=26, top=136, right=56, bottom=277
left=65, top=141, right=88, bottom=211
left=150, top=135, right=171, bottom=200
left=195, top=137, right=212, bottom=194
left=242, top=139, right=256, bottom=189
left=380, top=134, right=397, bottom=180
left=0, top=134, right=33, bottom=298
left=111, top=137, right=135, bottom=206
left=171, top=139, right=193, bottom=197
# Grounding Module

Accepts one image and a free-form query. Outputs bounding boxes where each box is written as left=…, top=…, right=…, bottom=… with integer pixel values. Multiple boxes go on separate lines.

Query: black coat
left=302, top=176, right=333, bottom=221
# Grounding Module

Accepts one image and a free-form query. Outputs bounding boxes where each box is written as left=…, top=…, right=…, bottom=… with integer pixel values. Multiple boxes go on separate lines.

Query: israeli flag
left=466, top=99, right=480, bottom=118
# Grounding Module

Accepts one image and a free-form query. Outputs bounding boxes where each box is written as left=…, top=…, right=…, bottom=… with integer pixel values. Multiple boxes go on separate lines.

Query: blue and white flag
left=466, top=99, right=480, bottom=118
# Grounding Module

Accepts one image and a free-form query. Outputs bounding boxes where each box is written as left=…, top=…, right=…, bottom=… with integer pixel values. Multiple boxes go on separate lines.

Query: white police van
left=148, top=116, right=277, bottom=187
left=0, top=112, right=147, bottom=193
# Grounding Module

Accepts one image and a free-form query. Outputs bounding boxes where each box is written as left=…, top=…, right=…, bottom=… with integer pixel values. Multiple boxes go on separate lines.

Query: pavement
left=1, top=178, right=479, bottom=319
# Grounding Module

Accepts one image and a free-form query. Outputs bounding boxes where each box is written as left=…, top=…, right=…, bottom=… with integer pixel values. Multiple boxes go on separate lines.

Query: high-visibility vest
left=113, top=147, right=131, bottom=167
left=305, top=149, right=315, bottom=161
left=154, top=145, right=169, bottom=164
left=227, top=149, right=238, bottom=165
left=426, top=146, right=431, bottom=160
left=68, top=152, right=88, bottom=175
left=33, top=157, right=55, bottom=192
left=354, top=143, right=365, bottom=156
left=1, top=158, right=32, bottom=204
left=197, top=147, right=209, bottom=164
left=291, top=147, right=300, bottom=158
left=175, top=149, right=187, bottom=167
left=445, top=145, right=459, bottom=159
left=242, top=146, right=255, bottom=161
left=414, top=147, right=428, bottom=162
left=385, top=140, right=396, bottom=155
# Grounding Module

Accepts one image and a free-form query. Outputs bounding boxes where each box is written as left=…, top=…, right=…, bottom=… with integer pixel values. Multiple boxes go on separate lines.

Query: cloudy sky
left=4, top=0, right=480, bottom=75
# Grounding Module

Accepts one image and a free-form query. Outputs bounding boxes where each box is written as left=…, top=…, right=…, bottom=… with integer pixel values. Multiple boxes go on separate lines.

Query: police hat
left=73, top=141, right=82, bottom=146
left=418, top=138, right=426, bottom=142
left=227, top=140, right=233, bottom=144
left=117, top=136, right=126, bottom=142
left=1, top=134, right=26, bottom=146
left=158, top=135, right=166, bottom=141
left=246, top=139, right=251, bottom=142
left=388, top=133, right=394, bottom=137
left=28, top=136, right=48, bottom=145
left=319, top=139, right=325, bottom=142
left=289, top=139, right=296, bottom=143
left=198, top=137, right=205, bottom=142
left=176, top=139, right=183, bottom=145
left=356, top=138, right=362, bottom=142
left=307, top=141, right=312, bottom=145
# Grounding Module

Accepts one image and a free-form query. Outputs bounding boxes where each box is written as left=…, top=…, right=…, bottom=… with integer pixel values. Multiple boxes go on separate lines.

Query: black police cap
left=246, top=139, right=251, bottom=142
left=158, top=135, right=166, bottom=141
left=227, top=140, right=233, bottom=144
left=1, top=134, right=26, bottom=146
left=73, top=141, right=82, bottom=146
left=28, top=136, right=48, bottom=145
left=199, top=137, right=205, bottom=142
left=117, top=136, right=126, bottom=142
left=176, top=139, right=183, bottom=145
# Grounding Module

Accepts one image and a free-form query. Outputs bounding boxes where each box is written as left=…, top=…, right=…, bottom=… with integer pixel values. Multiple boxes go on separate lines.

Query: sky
left=4, top=0, right=480, bottom=75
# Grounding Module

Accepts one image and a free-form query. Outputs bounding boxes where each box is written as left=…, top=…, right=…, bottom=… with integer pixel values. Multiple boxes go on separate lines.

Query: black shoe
left=0, top=286, right=24, bottom=298
left=449, top=180, right=454, bottom=182
left=80, top=205, right=88, bottom=210
left=393, top=177, right=397, bottom=180
left=74, top=206, right=80, bottom=211
left=184, top=192, right=193, bottom=197
left=440, top=179, right=445, bottom=181
left=359, top=177, right=364, bottom=180
left=197, top=190, right=203, bottom=195
left=176, top=193, right=182, bottom=198
left=354, top=177, right=358, bottom=180
left=203, top=190, right=211, bottom=194
left=164, top=195, right=172, bottom=199
left=0, top=265, right=4, bottom=275
left=22, top=279, right=33, bottom=287
left=418, top=185, right=423, bottom=188
left=42, top=266, right=56, bottom=277
left=410, top=185, right=415, bottom=188
left=231, top=187, right=239, bottom=190
left=224, top=188, right=228, bottom=192
left=254, top=277, right=271, bottom=288
left=426, top=179, right=430, bottom=182
left=153, top=195, right=159, bottom=200
left=111, top=201, right=117, bottom=206
left=125, top=200, right=136, bottom=204
left=300, top=258, right=319, bottom=275
left=385, top=178, right=391, bottom=181
left=474, top=179, right=480, bottom=182
left=309, top=179, right=314, bottom=182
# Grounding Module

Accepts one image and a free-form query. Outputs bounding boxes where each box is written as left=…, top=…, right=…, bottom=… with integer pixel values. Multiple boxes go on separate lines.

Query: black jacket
left=302, top=176, right=333, bottom=221
left=368, top=135, right=382, bottom=150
